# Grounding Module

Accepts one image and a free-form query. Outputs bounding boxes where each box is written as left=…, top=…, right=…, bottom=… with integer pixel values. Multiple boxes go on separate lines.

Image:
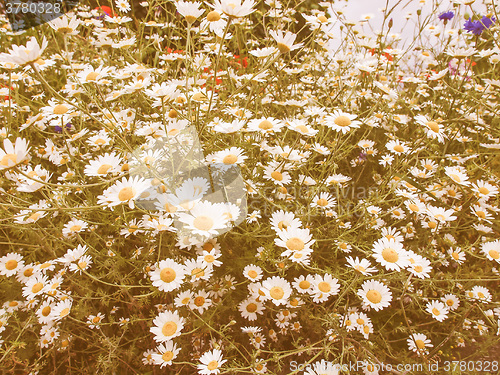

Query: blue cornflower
left=54, top=123, right=72, bottom=133
left=464, top=16, right=496, bottom=35
left=438, top=11, right=454, bottom=22
left=481, top=16, right=495, bottom=29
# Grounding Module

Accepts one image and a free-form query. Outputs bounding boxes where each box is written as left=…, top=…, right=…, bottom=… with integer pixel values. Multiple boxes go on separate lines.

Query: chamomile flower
left=371, top=237, right=410, bottom=271
left=149, top=259, right=186, bottom=292
left=482, top=240, right=500, bottom=264
left=97, top=176, right=151, bottom=209
left=311, top=274, right=340, bottom=303
left=0, top=138, right=30, bottom=170
left=152, top=341, right=180, bottom=368
left=326, top=110, right=362, bottom=134
left=0, top=37, right=48, bottom=66
left=261, top=276, right=292, bottom=306
left=357, top=280, right=392, bottom=311
left=414, top=115, right=446, bottom=142
left=346, top=257, right=378, bottom=276
left=407, top=333, right=433, bottom=355
left=190, top=290, right=212, bottom=313
left=212, top=0, right=256, bottom=18
left=238, top=298, right=264, bottom=321
left=0, top=253, right=24, bottom=277
left=310, top=192, right=336, bottom=209
left=176, top=1, right=205, bottom=25
left=269, top=30, right=303, bottom=54
left=22, top=274, right=49, bottom=299
left=243, top=264, right=263, bottom=281
left=426, top=300, right=449, bottom=322
left=177, top=201, right=229, bottom=238
left=275, top=227, right=315, bottom=253
left=444, top=166, right=470, bottom=186
left=84, top=152, right=122, bottom=177
left=62, top=218, right=88, bottom=237
left=150, top=310, right=185, bottom=342
left=441, top=294, right=460, bottom=311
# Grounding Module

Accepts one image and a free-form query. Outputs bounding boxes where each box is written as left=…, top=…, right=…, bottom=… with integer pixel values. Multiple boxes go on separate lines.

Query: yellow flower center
left=118, top=187, right=135, bottom=201
left=299, top=280, right=310, bottom=290
left=223, top=154, right=238, bottom=164
left=426, top=121, right=440, bottom=133
left=5, top=259, right=18, bottom=270
left=271, top=171, right=283, bottom=181
left=60, top=307, right=70, bottom=317
left=296, top=125, right=309, bottom=133
left=258, top=120, right=273, bottom=130
left=334, top=115, right=352, bottom=127
left=194, top=296, right=205, bottom=306
left=286, top=237, right=305, bottom=251
left=0, top=153, right=17, bottom=166
left=191, top=267, right=205, bottom=278
left=207, top=360, right=219, bottom=371
left=193, top=216, right=214, bottom=231
left=247, top=270, right=258, bottom=279
left=317, top=281, right=331, bottom=293
left=366, top=290, right=382, bottom=304
left=269, top=286, right=285, bottom=300
left=415, top=339, right=426, bottom=349
left=53, top=104, right=69, bottom=115
left=162, top=321, right=178, bottom=337
left=277, top=43, right=291, bottom=54
left=32, top=282, right=44, bottom=294
left=317, top=198, right=328, bottom=206
left=86, top=72, right=99, bottom=81
left=393, top=144, right=404, bottom=153
left=488, top=250, right=499, bottom=259
left=382, top=248, right=399, bottom=263
left=246, top=303, right=258, bottom=313
left=162, top=351, right=174, bottom=362
left=160, top=268, right=176, bottom=283
left=70, top=225, right=82, bottom=232
left=97, top=164, right=113, bottom=175
left=478, top=187, right=489, bottom=195
left=206, top=10, right=221, bottom=22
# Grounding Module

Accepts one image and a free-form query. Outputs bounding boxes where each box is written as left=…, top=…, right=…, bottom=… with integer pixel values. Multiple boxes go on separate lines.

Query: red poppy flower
left=95, top=6, right=116, bottom=17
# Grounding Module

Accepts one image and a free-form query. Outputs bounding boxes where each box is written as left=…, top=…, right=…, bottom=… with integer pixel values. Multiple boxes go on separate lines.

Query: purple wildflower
left=464, top=16, right=496, bottom=35
left=438, top=11, right=454, bottom=22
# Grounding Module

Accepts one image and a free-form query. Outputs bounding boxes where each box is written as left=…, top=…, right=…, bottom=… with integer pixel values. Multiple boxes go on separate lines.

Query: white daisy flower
left=0, top=138, right=30, bottom=170
left=149, top=259, right=186, bottom=293
left=197, top=348, right=227, bottom=374
left=426, top=300, right=449, bottom=322
left=326, top=110, right=362, bottom=134
left=371, top=237, right=410, bottom=271
left=357, top=280, right=392, bottom=311
left=269, top=30, right=303, bottom=54
left=151, top=341, right=180, bottom=368
left=97, top=176, right=151, bottom=209
left=150, top=310, right=185, bottom=342
left=407, top=333, right=433, bottom=355
left=242, top=264, right=263, bottom=281
left=0, top=253, right=24, bottom=277
left=261, top=276, right=292, bottom=306
left=238, top=298, right=264, bottom=321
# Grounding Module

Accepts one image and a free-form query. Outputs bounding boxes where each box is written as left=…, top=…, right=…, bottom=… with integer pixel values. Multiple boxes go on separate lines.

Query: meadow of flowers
left=0, top=0, right=500, bottom=373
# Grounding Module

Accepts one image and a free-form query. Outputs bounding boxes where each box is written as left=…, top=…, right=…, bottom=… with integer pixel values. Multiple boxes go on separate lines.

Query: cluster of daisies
left=1, top=0, right=500, bottom=373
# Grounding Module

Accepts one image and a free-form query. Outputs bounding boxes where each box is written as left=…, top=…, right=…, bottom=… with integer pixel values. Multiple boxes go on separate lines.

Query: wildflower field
left=0, top=0, right=500, bottom=373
